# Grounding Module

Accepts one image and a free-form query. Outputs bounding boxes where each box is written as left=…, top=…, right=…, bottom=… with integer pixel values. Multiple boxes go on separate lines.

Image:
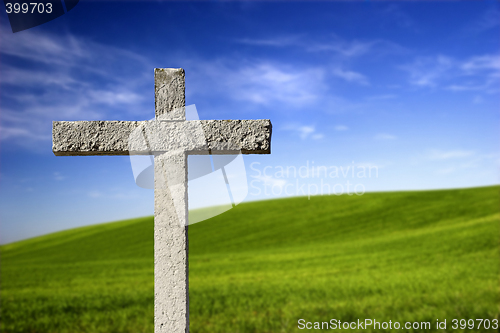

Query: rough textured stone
left=155, top=68, right=185, bottom=120
left=52, top=68, right=272, bottom=333
left=154, top=151, right=188, bottom=333
left=154, top=68, right=188, bottom=333
left=52, top=119, right=272, bottom=156
left=52, top=121, right=140, bottom=155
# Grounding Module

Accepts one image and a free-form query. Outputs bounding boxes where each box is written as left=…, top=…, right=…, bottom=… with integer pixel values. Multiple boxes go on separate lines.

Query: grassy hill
left=1, top=186, right=499, bottom=332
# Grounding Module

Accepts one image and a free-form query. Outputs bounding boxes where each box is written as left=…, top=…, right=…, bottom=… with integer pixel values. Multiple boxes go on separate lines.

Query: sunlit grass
left=1, top=186, right=498, bottom=332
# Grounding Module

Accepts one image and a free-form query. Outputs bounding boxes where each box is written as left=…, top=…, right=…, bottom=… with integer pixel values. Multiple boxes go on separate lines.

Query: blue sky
left=0, top=1, right=499, bottom=244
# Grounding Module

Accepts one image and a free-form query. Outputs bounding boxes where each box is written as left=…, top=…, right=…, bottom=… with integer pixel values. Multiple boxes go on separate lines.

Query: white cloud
left=0, top=66, right=79, bottom=89
left=444, top=54, right=500, bottom=93
left=236, top=64, right=324, bottom=105
left=374, top=133, right=396, bottom=140
left=298, top=126, right=315, bottom=139
left=190, top=60, right=364, bottom=114
left=87, top=90, right=143, bottom=106
left=1, top=26, right=375, bottom=152
left=332, top=67, right=369, bottom=85
left=461, top=55, right=500, bottom=72
left=0, top=25, right=88, bottom=66
left=0, top=24, right=152, bottom=149
left=308, top=39, right=376, bottom=57
left=473, top=95, right=484, bottom=104
left=285, top=124, right=324, bottom=140
left=436, top=167, right=456, bottom=175
left=233, top=34, right=406, bottom=59
left=428, top=149, right=475, bottom=160
left=465, top=7, right=500, bottom=33
left=235, top=35, right=303, bottom=47
left=53, top=172, right=65, bottom=181
left=401, top=54, right=500, bottom=93
left=0, top=126, right=50, bottom=141
left=251, top=174, right=287, bottom=189
left=380, top=4, right=416, bottom=30
left=366, top=94, right=397, bottom=101
left=334, top=125, right=348, bottom=131
left=447, top=84, right=484, bottom=92
left=306, top=38, right=405, bottom=58
left=87, top=188, right=139, bottom=200
left=88, top=191, right=103, bottom=198
left=401, top=55, right=454, bottom=87
left=432, top=152, right=498, bottom=175
left=189, top=60, right=326, bottom=107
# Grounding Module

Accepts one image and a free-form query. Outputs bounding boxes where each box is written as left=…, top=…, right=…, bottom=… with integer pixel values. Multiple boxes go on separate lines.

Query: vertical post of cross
left=153, top=68, right=189, bottom=333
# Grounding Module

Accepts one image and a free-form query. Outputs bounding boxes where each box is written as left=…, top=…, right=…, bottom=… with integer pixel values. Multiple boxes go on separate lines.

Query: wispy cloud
left=285, top=124, right=324, bottom=140
left=251, top=174, right=287, bottom=189
left=380, top=4, right=416, bottom=30
left=365, top=94, right=397, bottom=101
left=0, top=126, right=50, bottom=141
left=235, top=35, right=303, bottom=47
left=465, top=6, right=500, bottom=33
left=188, top=60, right=327, bottom=107
left=307, top=38, right=377, bottom=57
left=433, top=152, right=497, bottom=175
left=234, top=34, right=406, bottom=59
left=0, top=24, right=152, bottom=149
left=428, top=149, right=475, bottom=160
left=185, top=56, right=374, bottom=116
left=401, top=55, right=454, bottom=88
left=334, top=125, right=348, bottom=131
left=306, top=37, right=406, bottom=58
left=53, top=172, right=65, bottom=181
left=88, top=191, right=103, bottom=198
left=461, top=54, right=500, bottom=72
left=374, top=133, right=396, bottom=140
left=436, top=167, right=456, bottom=175
left=473, top=95, right=484, bottom=104
left=298, top=126, right=315, bottom=139
left=87, top=188, right=139, bottom=200
left=401, top=54, right=500, bottom=93
left=234, top=63, right=324, bottom=105
left=332, top=67, right=369, bottom=85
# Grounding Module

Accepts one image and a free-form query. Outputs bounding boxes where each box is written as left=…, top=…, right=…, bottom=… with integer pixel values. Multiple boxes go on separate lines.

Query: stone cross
left=52, top=68, right=272, bottom=333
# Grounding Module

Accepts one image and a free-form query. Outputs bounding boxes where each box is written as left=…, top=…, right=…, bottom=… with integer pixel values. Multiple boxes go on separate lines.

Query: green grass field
left=1, top=186, right=499, bottom=332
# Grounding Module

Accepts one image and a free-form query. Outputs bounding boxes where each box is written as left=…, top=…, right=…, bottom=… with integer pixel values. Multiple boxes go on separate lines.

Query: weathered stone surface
left=52, top=121, right=140, bottom=155
left=154, top=68, right=188, bottom=333
left=155, top=68, right=185, bottom=120
left=154, top=151, right=188, bottom=333
left=52, top=68, right=272, bottom=333
left=202, top=119, right=272, bottom=154
left=52, top=119, right=272, bottom=156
